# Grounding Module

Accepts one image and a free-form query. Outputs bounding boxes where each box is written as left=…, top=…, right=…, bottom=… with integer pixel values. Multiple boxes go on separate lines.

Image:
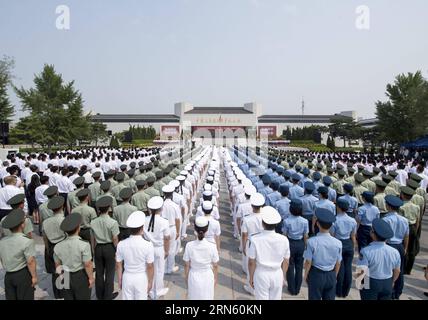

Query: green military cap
left=164, top=165, right=172, bottom=174
left=348, top=167, right=356, bottom=174
left=120, top=164, right=127, bottom=171
left=115, top=172, right=125, bottom=182
left=92, top=171, right=101, bottom=179
left=136, top=180, right=146, bottom=187
left=347, top=163, right=353, bottom=168
left=375, top=180, right=387, bottom=188
left=2, top=209, right=26, bottom=229
left=106, top=169, right=116, bottom=176
left=47, top=196, right=65, bottom=210
left=409, top=173, right=422, bottom=182
left=388, top=171, right=398, bottom=178
left=76, top=188, right=90, bottom=198
left=307, top=163, right=314, bottom=169
left=96, top=196, right=113, bottom=208
left=407, top=179, right=419, bottom=190
left=155, top=171, right=163, bottom=179
left=6, top=193, right=25, bottom=206
left=138, top=161, right=145, bottom=167
left=362, top=170, right=373, bottom=177
left=119, top=187, right=133, bottom=200
left=327, top=167, right=334, bottom=174
left=146, top=163, right=153, bottom=170
left=60, top=212, right=82, bottom=232
left=316, top=163, right=323, bottom=170
left=373, top=167, right=381, bottom=174
left=146, top=176, right=155, bottom=183
left=127, top=168, right=136, bottom=177
left=354, top=173, right=365, bottom=183
left=73, top=176, right=85, bottom=186
left=336, top=164, right=344, bottom=170
left=337, top=169, right=346, bottom=177
left=130, top=162, right=136, bottom=168
left=382, top=174, right=393, bottom=183
left=43, top=186, right=58, bottom=197
left=100, top=180, right=111, bottom=191
left=400, top=186, right=415, bottom=196
left=357, top=164, right=365, bottom=170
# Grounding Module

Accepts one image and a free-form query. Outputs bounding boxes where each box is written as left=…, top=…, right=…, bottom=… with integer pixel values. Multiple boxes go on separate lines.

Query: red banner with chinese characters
left=161, top=125, right=180, bottom=137
left=258, top=126, right=277, bottom=137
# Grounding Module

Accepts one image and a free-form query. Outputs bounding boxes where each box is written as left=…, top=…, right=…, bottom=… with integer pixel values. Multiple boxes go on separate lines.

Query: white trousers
left=254, top=268, right=283, bottom=300
left=188, top=268, right=214, bottom=300
left=122, top=272, right=148, bottom=300
left=166, top=226, right=177, bottom=273
left=151, top=246, right=165, bottom=298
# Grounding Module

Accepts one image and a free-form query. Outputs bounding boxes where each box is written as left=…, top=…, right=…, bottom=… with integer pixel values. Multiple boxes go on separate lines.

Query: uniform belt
left=70, top=269, right=85, bottom=274
left=119, top=227, right=129, bottom=230
left=288, top=238, right=304, bottom=241
left=97, top=243, right=113, bottom=245
left=5, top=266, right=28, bottom=274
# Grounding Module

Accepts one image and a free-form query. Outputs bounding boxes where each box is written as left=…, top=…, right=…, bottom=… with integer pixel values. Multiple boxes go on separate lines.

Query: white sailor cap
left=162, top=185, right=175, bottom=194
left=242, top=178, right=252, bottom=187
left=180, top=170, right=188, bottom=176
left=148, top=196, right=164, bottom=210
left=202, top=201, right=213, bottom=211
left=203, top=190, right=213, bottom=197
left=176, top=175, right=186, bottom=181
left=244, top=185, right=257, bottom=196
left=250, top=193, right=265, bottom=207
left=203, top=183, right=212, bottom=191
left=261, top=206, right=281, bottom=225
left=126, top=211, right=146, bottom=228
left=231, top=162, right=238, bottom=167
left=185, top=165, right=192, bottom=171
left=236, top=173, right=245, bottom=181
left=206, top=176, right=214, bottom=182
left=208, top=170, right=215, bottom=176
left=169, top=180, right=180, bottom=188
left=195, top=216, right=209, bottom=228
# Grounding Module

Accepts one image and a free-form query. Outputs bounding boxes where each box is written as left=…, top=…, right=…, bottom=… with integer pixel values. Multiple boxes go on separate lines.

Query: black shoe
left=424, top=292, right=428, bottom=298
left=111, top=292, right=119, bottom=300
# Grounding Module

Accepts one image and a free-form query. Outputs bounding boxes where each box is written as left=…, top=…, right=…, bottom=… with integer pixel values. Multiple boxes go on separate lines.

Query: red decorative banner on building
left=258, top=126, right=277, bottom=137
left=161, top=125, right=180, bottom=137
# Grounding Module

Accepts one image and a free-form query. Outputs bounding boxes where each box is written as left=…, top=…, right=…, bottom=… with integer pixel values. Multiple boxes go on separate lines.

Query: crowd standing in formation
left=0, top=145, right=427, bottom=300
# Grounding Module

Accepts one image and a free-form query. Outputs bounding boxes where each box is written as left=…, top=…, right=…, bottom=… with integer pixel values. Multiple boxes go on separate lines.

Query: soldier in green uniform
left=374, top=180, right=388, bottom=214
left=135, top=164, right=148, bottom=182
left=97, top=180, right=118, bottom=208
left=113, top=188, right=138, bottom=241
left=371, top=167, right=382, bottom=182
left=54, top=213, right=94, bottom=300
left=145, top=176, right=161, bottom=198
left=124, top=169, right=136, bottom=192
left=332, top=170, right=347, bottom=197
left=1, top=194, right=33, bottom=238
left=120, top=164, right=129, bottom=181
left=382, top=174, right=398, bottom=196
left=42, top=196, right=67, bottom=299
left=91, top=197, right=120, bottom=300
left=406, top=179, right=426, bottom=246
left=388, top=171, right=402, bottom=195
left=326, top=167, right=337, bottom=183
left=163, top=165, right=174, bottom=185
left=67, top=177, right=85, bottom=215
left=71, top=189, right=97, bottom=243
left=345, top=167, right=356, bottom=186
left=410, top=173, right=427, bottom=198
left=106, top=169, right=118, bottom=188
left=111, top=172, right=126, bottom=203
left=39, top=186, right=58, bottom=234
left=145, top=163, right=156, bottom=180
left=88, top=172, right=102, bottom=208
left=0, top=209, right=37, bottom=300
left=361, top=170, right=376, bottom=193
left=131, top=180, right=149, bottom=213
left=153, top=170, right=166, bottom=195
left=354, top=174, right=369, bottom=205
left=399, top=186, right=420, bottom=275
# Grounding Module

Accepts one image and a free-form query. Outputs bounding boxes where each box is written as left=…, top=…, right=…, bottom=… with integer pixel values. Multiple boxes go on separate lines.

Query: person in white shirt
left=201, top=201, right=221, bottom=251
left=116, top=211, right=155, bottom=300
left=248, top=206, right=290, bottom=300
left=144, top=196, right=170, bottom=299
left=57, top=168, right=75, bottom=196
left=0, top=176, right=25, bottom=220
left=35, top=176, right=50, bottom=205
left=183, top=216, right=219, bottom=300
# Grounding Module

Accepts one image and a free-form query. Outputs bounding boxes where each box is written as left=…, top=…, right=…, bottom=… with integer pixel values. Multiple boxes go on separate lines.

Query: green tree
left=0, top=55, right=15, bottom=123
left=110, top=135, right=120, bottom=148
left=14, top=64, right=91, bottom=149
left=376, top=71, right=428, bottom=144
left=90, top=121, right=109, bottom=146
left=328, top=116, right=361, bottom=147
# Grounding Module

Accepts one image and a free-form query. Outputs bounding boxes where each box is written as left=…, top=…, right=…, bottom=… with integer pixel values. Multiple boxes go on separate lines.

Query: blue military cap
left=272, top=163, right=278, bottom=171
left=323, top=176, right=332, bottom=186
left=284, top=171, right=291, bottom=179
left=343, top=183, right=353, bottom=193
left=276, top=165, right=284, bottom=174
left=262, top=174, right=271, bottom=184
left=302, top=168, right=310, bottom=176
left=291, top=173, right=301, bottom=181
left=270, top=181, right=280, bottom=190
left=372, top=218, right=393, bottom=239
left=295, top=165, right=302, bottom=172
left=279, top=184, right=289, bottom=194
left=315, top=208, right=336, bottom=223
left=290, top=198, right=303, bottom=211
left=385, top=195, right=403, bottom=208
left=312, top=172, right=321, bottom=181
left=318, top=186, right=328, bottom=194
left=362, top=191, right=374, bottom=202
left=337, top=198, right=350, bottom=211
left=304, top=181, right=315, bottom=192
left=288, top=161, right=295, bottom=168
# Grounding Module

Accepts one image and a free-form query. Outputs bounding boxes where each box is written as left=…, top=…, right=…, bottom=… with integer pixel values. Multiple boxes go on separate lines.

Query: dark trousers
left=59, top=193, right=69, bottom=216
left=0, top=208, right=11, bottom=221
left=357, top=225, right=372, bottom=253
left=286, top=239, right=305, bottom=295
left=360, top=277, right=393, bottom=300
left=118, top=227, right=130, bottom=241
left=404, top=224, right=418, bottom=275
left=79, top=228, right=91, bottom=243
left=303, top=214, right=314, bottom=236
left=307, top=267, right=336, bottom=300
left=95, top=243, right=116, bottom=300
left=62, top=269, right=91, bottom=300
left=4, top=268, right=34, bottom=300
left=388, top=243, right=405, bottom=299
left=44, top=241, right=62, bottom=299
left=336, top=238, right=354, bottom=297
left=275, top=219, right=284, bottom=234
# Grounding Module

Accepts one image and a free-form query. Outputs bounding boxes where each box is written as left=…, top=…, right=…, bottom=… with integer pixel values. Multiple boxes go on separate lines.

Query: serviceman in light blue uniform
left=382, top=195, right=409, bottom=300
left=266, top=181, right=281, bottom=207
left=357, top=218, right=401, bottom=300
left=323, top=176, right=337, bottom=203
left=273, top=166, right=286, bottom=185
left=282, top=171, right=293, bottom=189
left=338, top=183, right=358, bottom=218
left=303, top=208, right=342, bottom=300
left=331, top=198, right=357, bottom=298
left=282, top=199, right=309, bottom=296
left=356, top=191, right=380, bottom=252
left=276, top=184, right=291, bottom=222
left=312, top=172, right=324, bottom=198
left=298, top=168, right=312, bottom=188
left=300, top=182, right=318, bottom=236
left=289, top=174, right=304, bottom=200
left=259, top=175, right=273, bottom=199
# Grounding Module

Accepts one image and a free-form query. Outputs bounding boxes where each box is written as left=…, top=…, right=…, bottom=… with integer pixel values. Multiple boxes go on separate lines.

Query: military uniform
left=71, top=190, right=97, bottom=242
left=113, top=189, right=138, bottom=241
left=356, top=192, right=380, bottom=252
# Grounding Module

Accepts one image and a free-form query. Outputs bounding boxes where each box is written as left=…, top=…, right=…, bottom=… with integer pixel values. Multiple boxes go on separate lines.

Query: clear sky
left=1, top=0, right=428, bottom=120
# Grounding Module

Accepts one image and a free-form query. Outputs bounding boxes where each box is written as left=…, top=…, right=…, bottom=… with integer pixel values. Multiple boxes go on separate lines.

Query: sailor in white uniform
left=248, top=206, right=290, bottom=300
left=201, top=200, right=221, bottom=251
left=116, top=211, right=155, bottom=300
left=235, top=185, right=257, bottom=240
left=183, top=216, right=219, bottom=300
